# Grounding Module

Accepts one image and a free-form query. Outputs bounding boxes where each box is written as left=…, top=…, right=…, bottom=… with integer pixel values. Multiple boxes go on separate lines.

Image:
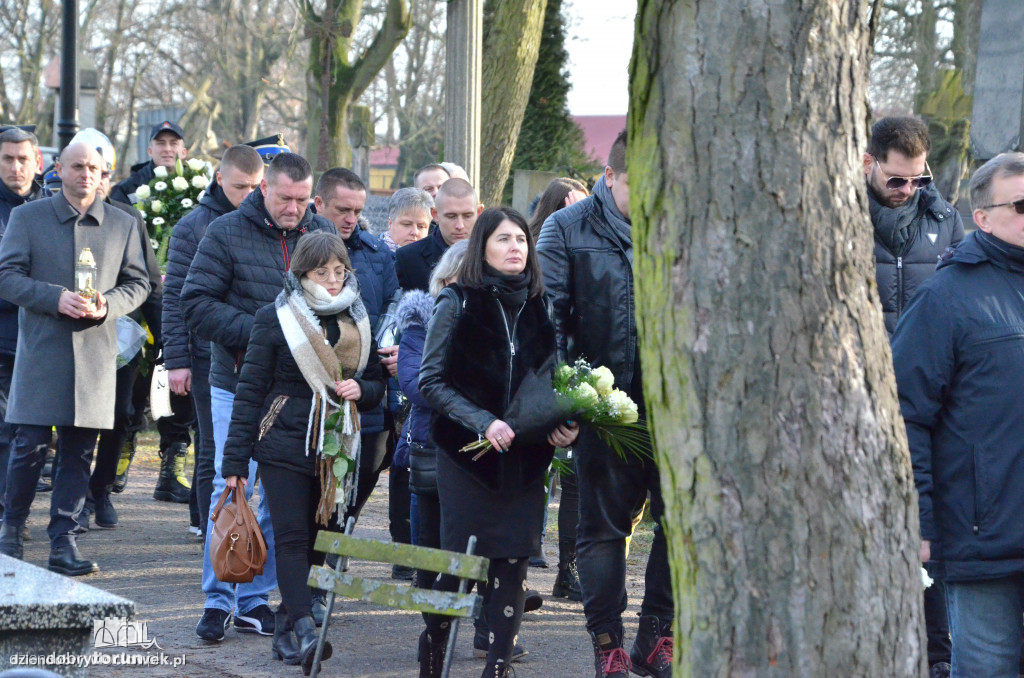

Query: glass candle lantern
left=76, top=248, right=98, bottom=312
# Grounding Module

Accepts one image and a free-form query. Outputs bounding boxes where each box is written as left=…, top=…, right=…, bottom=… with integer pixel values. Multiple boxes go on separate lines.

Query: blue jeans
left=200, top=386, right=277, bottom=614
left=945, top=575, right=1024, bottom=678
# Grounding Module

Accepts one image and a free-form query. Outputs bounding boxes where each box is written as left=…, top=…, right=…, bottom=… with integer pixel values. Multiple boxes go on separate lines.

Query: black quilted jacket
left=180, top=188, right=336, bottom=393
left=162, top=179, right=235, bottom=370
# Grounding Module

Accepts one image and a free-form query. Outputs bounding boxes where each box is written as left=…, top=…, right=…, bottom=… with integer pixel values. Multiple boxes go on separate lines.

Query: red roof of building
left=573, top=115, right=627, bottom=164
left=370, top=146, right=400, bottom=167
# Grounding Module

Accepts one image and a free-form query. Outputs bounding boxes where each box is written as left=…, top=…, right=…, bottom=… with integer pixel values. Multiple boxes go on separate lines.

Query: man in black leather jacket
left=537, top=131, right=672, bottom=678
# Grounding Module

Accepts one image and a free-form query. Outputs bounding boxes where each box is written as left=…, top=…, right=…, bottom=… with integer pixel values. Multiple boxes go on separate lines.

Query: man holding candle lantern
left=0, top=142, right=150, bottom=575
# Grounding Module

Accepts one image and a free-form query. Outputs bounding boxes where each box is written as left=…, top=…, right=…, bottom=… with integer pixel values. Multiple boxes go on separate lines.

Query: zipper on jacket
left=280, top=231, right=290, bottom=270
left=495, top=296, right=527, bottom=407
left=971, top=446, right=981, bottom=535
left=896, top=256, right=904, bottom=319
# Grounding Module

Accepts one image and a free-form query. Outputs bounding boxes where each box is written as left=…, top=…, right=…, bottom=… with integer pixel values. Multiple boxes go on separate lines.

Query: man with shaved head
left=0, top=142, right=150, bottom=575
left=395, top=178, right=483, bottom=292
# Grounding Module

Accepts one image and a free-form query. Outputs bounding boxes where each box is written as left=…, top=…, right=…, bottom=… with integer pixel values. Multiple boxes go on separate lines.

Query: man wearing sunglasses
left=865, top=116, right=964, bottom=340
left=893, top=152, right=1024, bottom=676
left=866, top=117, right=961, bottom=678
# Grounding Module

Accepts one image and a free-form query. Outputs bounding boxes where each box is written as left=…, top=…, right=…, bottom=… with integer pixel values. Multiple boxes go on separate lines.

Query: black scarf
left=481, top=263, right=530, bottom=309
left=868, top=183, right=921, bottom=255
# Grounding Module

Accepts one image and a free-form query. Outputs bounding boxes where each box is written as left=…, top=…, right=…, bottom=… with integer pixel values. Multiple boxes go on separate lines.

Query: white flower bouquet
left=460, top=357, right=649, bottom=460
left=132, top=157, right=212, bottom=264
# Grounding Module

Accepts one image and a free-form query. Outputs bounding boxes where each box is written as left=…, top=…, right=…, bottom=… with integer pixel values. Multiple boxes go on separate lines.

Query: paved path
left=16, top=435, right=652, bottom=677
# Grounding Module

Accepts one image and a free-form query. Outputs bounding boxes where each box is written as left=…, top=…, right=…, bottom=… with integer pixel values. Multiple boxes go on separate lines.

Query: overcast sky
left=563, top=0, right=636, bottom=116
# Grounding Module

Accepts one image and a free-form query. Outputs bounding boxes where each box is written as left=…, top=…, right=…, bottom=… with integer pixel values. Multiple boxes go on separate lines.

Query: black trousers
left=0, top=354, right=15, bottom=518
left=343, top=428, right=392, bottom=524
left=557, top=468, right=579, bottom=567
left=4, top=424, right=98, bottom=548
left=191, top=351, right=216, bottom=526
left=260, top=464, right=326, bottom=624
left=924, top=575, right=952, bottom=666
left=90, top=354, right=141, bottom=498
left=426, top=557, right=528, bottom=666
left=575, top=427, right=672, bottom=635
left=389, top=464, right=412, bottom=546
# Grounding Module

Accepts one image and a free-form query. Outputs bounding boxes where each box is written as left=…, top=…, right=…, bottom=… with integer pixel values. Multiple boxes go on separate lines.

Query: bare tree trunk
left=629, top=1, right=925, bottom=675
left=478, top=0, right=547, bottom=205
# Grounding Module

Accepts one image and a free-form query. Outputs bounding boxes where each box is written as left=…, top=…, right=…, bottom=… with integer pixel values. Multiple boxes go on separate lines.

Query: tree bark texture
left=304, top=0, right=410, bottom=171
left=629, top=2, right=925, bottom=676
left=479, top=0, right=547, bottom=206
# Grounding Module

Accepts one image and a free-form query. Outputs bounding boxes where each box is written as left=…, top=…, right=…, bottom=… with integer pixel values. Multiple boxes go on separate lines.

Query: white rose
left=607, top=389, right=639, bottom=423
left=171, top=176, right=189, bottom=192
left=180, top=198, right=194, bottom=209
left=591, top=366, right=615, bottom=397
left=134, top=184, right=151, bottom=200
left=154, top=181, right=168, bottom=192
left=575, top=383, right=600, bottom=409
left=191, top=175, right=209, bottom=190
left=152, top=217, right=165, bottom=226
left=153, top=165, right=168, bottom=178
left=187, top=158, right=206, bottom=172
left=150, top=199, right=164, bottom=214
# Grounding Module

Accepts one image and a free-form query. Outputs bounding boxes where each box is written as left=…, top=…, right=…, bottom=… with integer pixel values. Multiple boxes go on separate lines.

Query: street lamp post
left=57, top=0, right=80, bottom=150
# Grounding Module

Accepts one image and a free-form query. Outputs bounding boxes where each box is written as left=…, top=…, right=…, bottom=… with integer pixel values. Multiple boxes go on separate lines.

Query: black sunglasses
left=981, top=198, right=1024, bottom=215
left=873, top=157, right=932, bottom=190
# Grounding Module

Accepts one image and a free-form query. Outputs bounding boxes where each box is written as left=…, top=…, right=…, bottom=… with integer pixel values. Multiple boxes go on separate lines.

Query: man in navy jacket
left=894, top=152, right=1024, bottom=676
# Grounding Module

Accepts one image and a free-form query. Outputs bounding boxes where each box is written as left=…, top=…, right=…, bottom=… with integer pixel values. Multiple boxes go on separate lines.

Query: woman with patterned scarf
left=221, top=231, right=385, bottom=675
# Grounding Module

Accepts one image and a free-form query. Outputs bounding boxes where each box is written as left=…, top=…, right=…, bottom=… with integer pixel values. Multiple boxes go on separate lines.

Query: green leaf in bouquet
left=322, top=434, right=340, bottom=457
left=333, top=455, right=353, bottom=478
left=325, top=410, right=341, bottom=430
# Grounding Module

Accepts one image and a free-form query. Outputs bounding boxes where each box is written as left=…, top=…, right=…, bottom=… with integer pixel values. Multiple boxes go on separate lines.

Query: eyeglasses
left=310, top=267, right=348, bottom=283
left=981, top=198, right=1024, bottom=215
left=873, top=156, right=933, bottom=190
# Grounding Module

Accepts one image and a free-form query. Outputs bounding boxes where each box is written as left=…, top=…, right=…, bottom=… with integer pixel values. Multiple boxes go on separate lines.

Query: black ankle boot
left=272, top=606, right=299, bottom=664
left=294, top=615, right=331, bottom=676
left=629, top=615, right=672, bottom=678
left=418, top=628, right=448, bottom=678
left=0, top=522, right=24, bottom=559
left=481, top=658, right=516, bottom=677
left=552, top=560, right=582, bottom=601
left=153, top=442, right=191, bottom=503
left=591, top=625, right=630, bottom=678
left=111, top=434, right=136, bottom=493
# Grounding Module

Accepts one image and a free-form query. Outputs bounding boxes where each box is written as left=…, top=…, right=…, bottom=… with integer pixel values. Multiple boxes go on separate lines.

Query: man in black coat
left=163, top=144, right=264, bottom=538
left=865, top=116, right=961, bottom=677
left=893, top=152, right=1024, bottom=677
left=0, top=127, right=43, bottom=522
left=867, top=116, right=964, bottom=338
left=537, top=130, right=672, bottom=678
left=395, top=178, right=482, bottom=292
left=109, top=120, right=187, bottom=205
left=181, top=152, right=336, bottom=642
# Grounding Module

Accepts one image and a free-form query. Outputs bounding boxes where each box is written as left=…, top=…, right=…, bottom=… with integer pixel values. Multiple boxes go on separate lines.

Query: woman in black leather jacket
left=222, top=232, right=385, bottom=676
left=416, top=207, right=578, bottom=678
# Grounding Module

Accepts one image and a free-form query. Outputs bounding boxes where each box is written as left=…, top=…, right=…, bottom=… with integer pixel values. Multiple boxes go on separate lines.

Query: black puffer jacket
left=162, top=179, right=236, bottom=370
left=180, top=189, right=336, bottom=393
left=0, top=179, right=44, bottom=356
left=220, top=302, right=385, bottom=479
left=109, top=160, right=156, bottom=205
left=894, top=230, right=1024, bottom=581
left=872, top=183, right=964, bottom=337
left=536, top=191, right=642, bottom=404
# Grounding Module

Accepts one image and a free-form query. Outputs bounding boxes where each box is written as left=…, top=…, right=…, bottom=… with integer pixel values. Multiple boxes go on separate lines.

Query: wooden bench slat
left=308, top=566, right=483, bottom=618
left=313, top=531, right=489, bottom=581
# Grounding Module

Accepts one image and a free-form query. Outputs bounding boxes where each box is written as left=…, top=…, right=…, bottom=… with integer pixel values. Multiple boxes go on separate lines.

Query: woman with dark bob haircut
left=221, top=231, right=385, bottom=675
left=416, top=207, right=579, bottom=677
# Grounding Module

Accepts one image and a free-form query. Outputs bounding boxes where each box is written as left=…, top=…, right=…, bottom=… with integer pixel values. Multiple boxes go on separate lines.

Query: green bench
left=307, top=518, right=490, bottom=678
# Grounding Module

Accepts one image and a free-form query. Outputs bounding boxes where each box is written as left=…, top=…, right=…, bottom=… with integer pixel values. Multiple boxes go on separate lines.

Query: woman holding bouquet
left=221, top=232, right=385, bottom=676
left=418, top=207, right=578, bottom=678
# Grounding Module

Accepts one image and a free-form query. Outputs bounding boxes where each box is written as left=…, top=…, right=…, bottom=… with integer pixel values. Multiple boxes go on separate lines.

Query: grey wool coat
left=0, top=193, right=150, bottom=429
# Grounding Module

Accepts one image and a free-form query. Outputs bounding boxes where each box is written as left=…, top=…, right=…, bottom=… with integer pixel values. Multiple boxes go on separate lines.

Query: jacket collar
left=240, top=187, right=313, bottom=235
left=0, top=177, right=42, bottom=206
left=583, top=194, right=632, bottom=262
left=199, top=178, right=235, bottom=216
left=425, top=226, right=447, bottom=259
left=53, top=191, right=105, bottom=226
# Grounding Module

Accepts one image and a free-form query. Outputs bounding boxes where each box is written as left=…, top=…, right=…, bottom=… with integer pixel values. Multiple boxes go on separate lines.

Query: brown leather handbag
left=210, top=485, right=268, bottom=584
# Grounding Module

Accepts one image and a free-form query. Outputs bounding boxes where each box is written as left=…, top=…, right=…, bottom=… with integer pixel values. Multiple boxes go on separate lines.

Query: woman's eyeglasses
left=873, top=156, right=933, bottom=190
left=310, top=267, right=348, bottom=283
left=981, top=198, right=1024, bottom=215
